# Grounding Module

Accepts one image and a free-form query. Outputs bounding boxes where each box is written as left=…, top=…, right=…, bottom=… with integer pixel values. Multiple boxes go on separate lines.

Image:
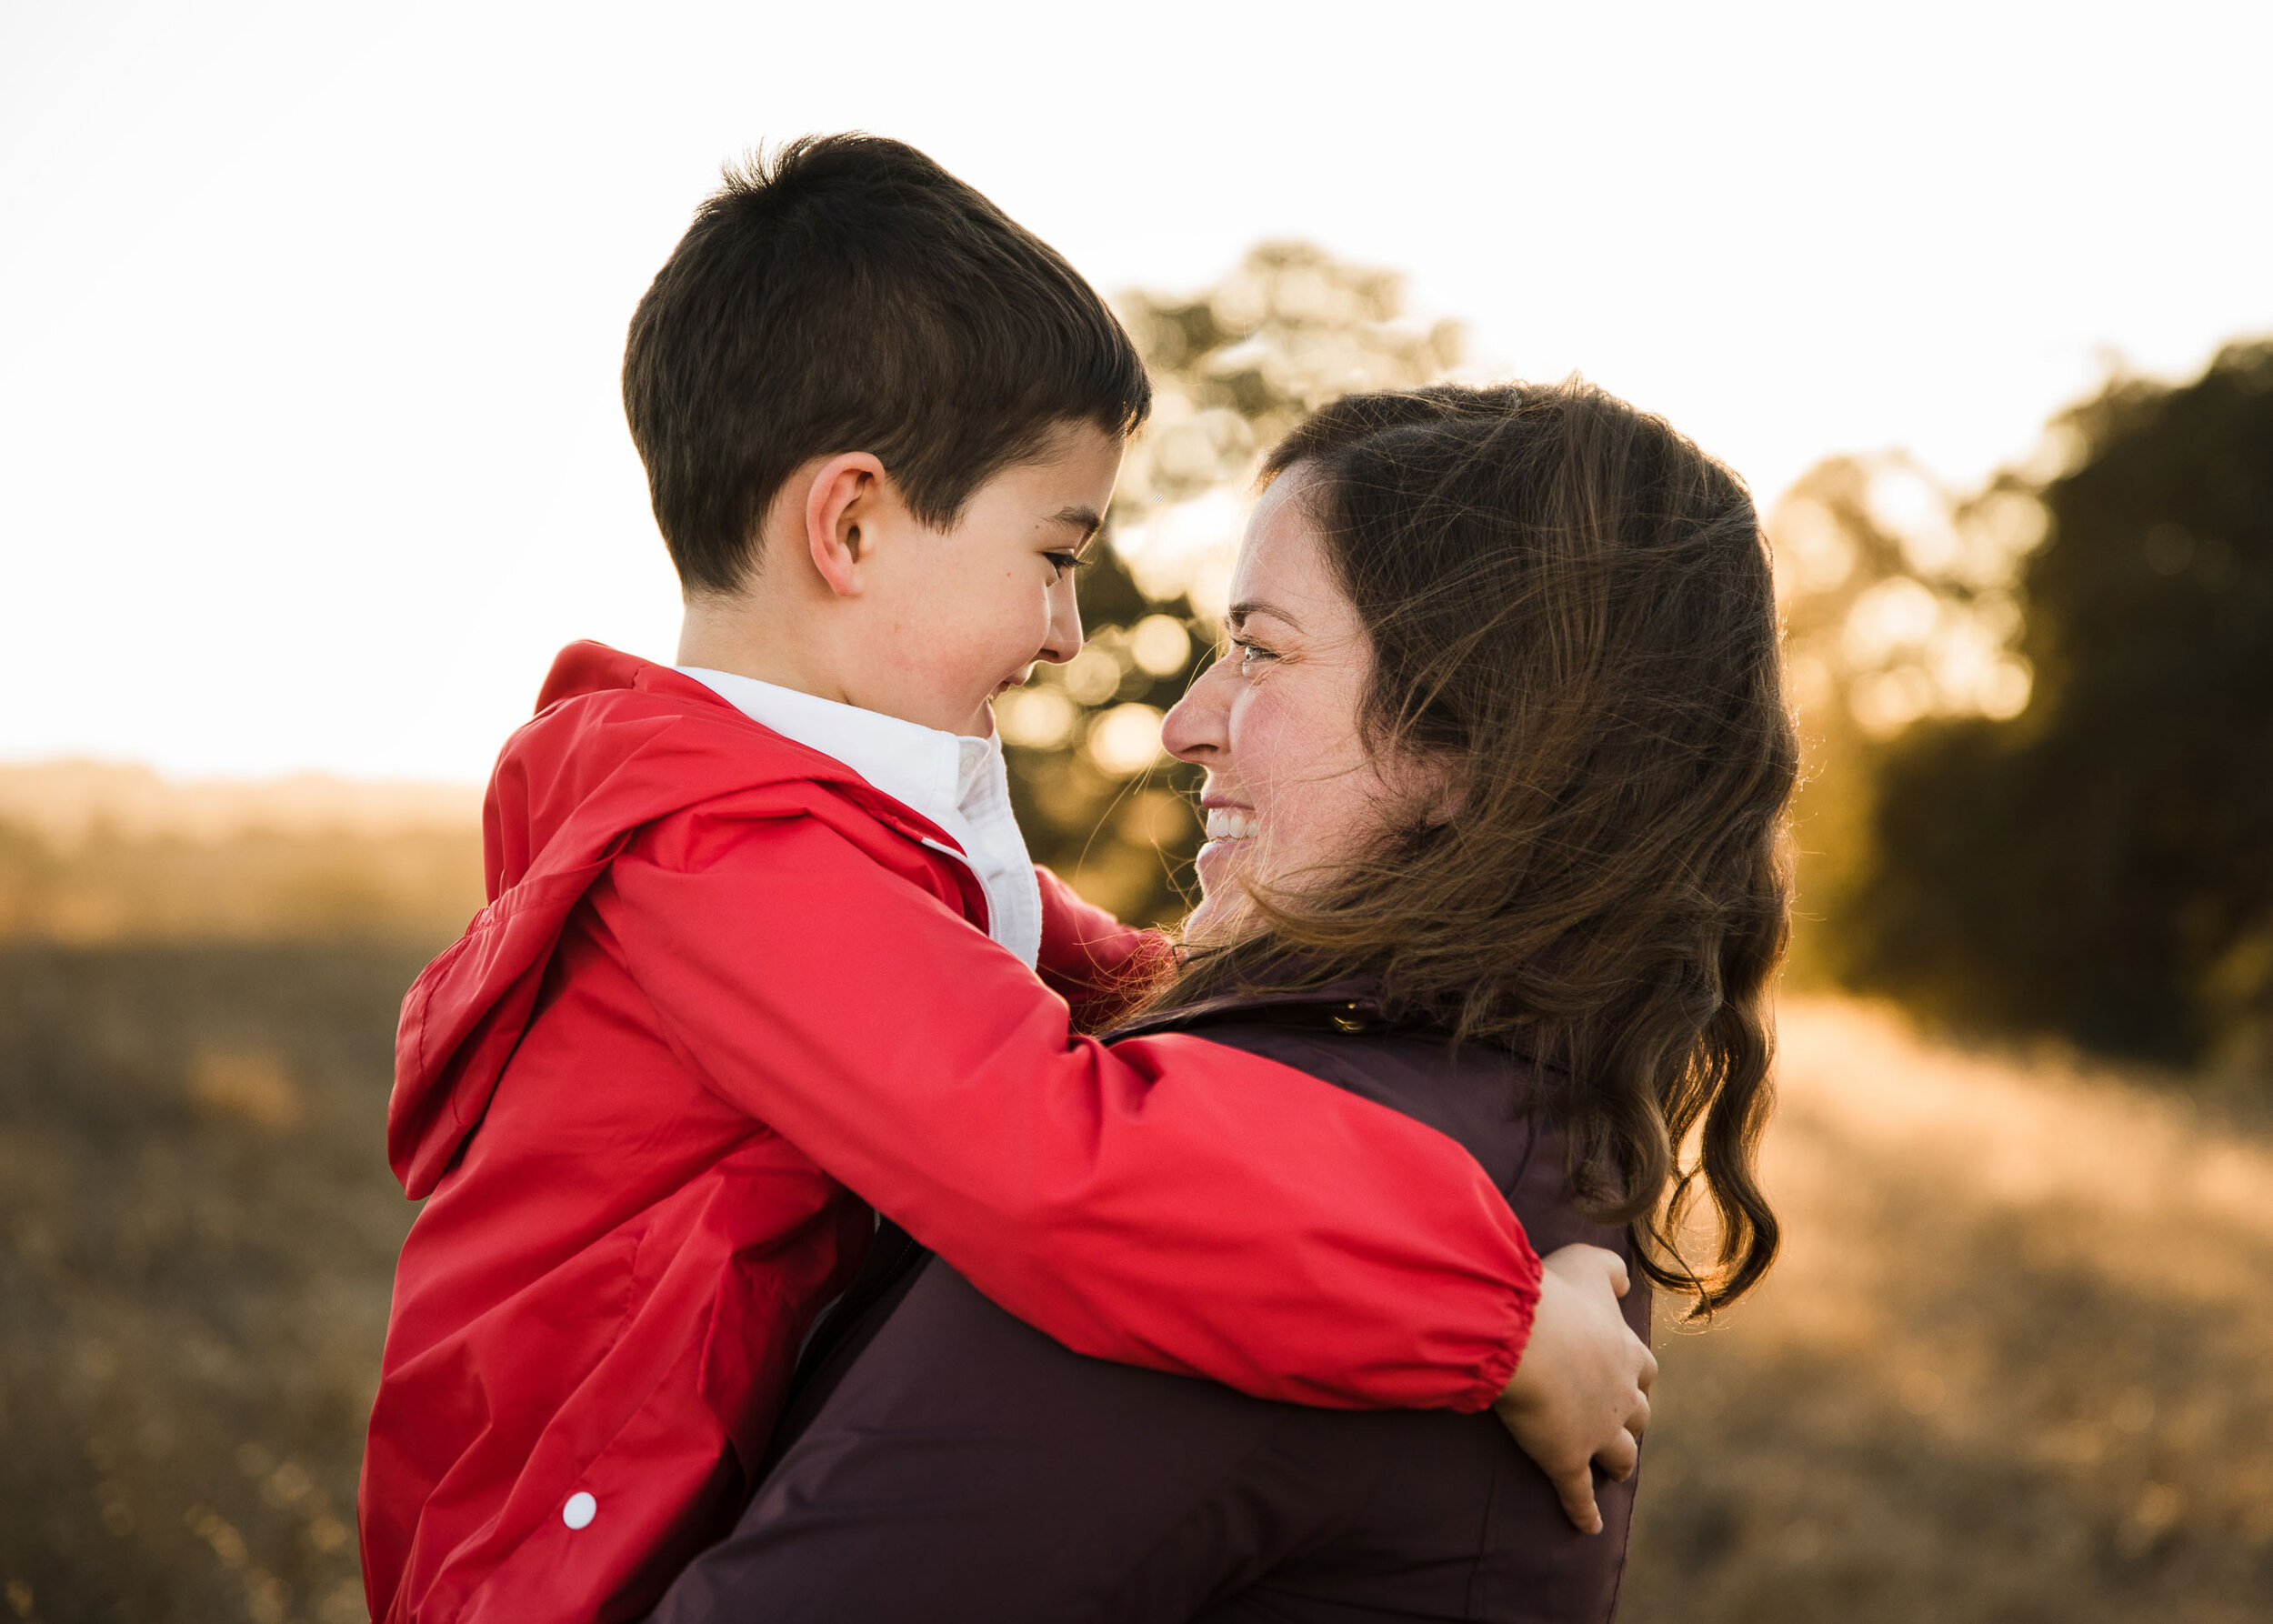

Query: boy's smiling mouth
left=992, top=667, right=1038, bottom=700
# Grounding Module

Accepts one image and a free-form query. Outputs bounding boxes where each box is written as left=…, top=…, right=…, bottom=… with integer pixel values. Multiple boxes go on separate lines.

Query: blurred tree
left=1002, top=244, right=1464, bottom=924
left=1767, top=453, right=2046, bottom=980
left=1838, top=341, right=2273, bottom=1068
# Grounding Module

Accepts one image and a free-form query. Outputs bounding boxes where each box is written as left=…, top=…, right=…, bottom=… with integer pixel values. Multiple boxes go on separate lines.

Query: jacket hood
left=387, top=641, right=967, bottom=1198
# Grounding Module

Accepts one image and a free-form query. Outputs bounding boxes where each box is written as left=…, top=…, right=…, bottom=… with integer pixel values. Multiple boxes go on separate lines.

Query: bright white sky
left=5, top=0, right=2268, bottom=781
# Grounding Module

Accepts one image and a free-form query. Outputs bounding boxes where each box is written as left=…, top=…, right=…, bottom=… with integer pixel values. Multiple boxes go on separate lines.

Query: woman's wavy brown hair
left=1147, top=380, right=1797, bottom=1314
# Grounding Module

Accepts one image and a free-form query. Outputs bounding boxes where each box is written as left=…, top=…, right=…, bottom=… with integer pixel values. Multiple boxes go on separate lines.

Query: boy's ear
left=803, top=451, right=891, bottom=598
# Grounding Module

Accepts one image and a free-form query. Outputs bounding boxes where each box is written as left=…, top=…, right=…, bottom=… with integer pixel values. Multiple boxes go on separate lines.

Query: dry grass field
left=2, top=945, right=2267, bottom=1622
left=0, top=764, right=482, bottom=947
left=0, top=944, right=426, bottom=1624
left=1623, top=998, right=2273, bottom=1623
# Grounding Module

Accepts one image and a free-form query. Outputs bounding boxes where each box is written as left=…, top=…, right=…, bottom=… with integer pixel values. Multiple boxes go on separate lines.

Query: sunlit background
left=4, top=3, right=2271, bottom=1621
left=6, top=0, right=2271, bottom=778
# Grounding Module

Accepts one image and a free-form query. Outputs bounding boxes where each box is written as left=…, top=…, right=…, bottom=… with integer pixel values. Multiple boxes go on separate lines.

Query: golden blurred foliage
left=1006, top=243, right=1466, bottom=922
left=1767, top=453, right=2052, bottom=987
left=1786, top=344, right=2273, bottom=1074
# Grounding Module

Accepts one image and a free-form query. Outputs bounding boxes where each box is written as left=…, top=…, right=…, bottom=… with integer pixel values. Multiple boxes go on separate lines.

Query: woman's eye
left=1231, top=637, right=1277, bottom=671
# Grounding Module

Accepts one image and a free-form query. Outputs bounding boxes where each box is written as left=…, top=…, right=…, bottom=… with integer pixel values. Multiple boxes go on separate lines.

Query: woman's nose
left=1161, top=654, right=1233, bottom=764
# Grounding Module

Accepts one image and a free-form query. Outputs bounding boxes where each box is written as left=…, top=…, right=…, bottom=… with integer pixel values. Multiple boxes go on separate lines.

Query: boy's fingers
left=1626, top=1389, right=1651, bottom=1443
left=1637, top=1342, right=1659, bottom=1392
left=1541, top=1241, right=1628, bottom=1298
left=1596, top=1427, right=1640, bottom=1483
left=1551, top=1468, right=1605, bottom=1535
left=1601, top=1249, right=1631, bottom=1298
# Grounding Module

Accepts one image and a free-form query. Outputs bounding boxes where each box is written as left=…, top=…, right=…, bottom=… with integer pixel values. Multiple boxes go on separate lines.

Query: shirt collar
left=675, top=666, right=983, bottom=837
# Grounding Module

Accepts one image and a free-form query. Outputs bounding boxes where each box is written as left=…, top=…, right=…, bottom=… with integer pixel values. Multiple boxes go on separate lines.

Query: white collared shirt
left=676, top=667, right=1042, bottom=967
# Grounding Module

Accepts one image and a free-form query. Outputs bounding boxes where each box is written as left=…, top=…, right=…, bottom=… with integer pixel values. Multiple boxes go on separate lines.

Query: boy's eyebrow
left=1049, top=506, right=1105, bottom=546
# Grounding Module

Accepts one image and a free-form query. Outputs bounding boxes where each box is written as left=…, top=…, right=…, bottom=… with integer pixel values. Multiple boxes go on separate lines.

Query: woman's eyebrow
left=1228, top=599, right=1306, bottom=635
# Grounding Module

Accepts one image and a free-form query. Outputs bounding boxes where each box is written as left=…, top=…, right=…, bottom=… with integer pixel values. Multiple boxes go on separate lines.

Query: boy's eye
left=1046, top=551, right=1084, bottom=580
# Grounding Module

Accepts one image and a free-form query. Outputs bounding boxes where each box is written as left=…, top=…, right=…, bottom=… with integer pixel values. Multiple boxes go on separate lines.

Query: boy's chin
left=915, top=701, right=991, bottom=739
left=964, top=692, right=1011, bottom=738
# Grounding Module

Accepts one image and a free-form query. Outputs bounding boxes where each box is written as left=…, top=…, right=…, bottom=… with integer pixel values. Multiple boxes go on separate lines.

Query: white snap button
left=563, top=1491, right=596, bottom=1530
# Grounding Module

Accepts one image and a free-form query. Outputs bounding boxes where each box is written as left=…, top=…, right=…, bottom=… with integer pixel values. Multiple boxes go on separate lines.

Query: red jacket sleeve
left=1032, top=863, right=1178, bottom=1029
left=600, top=809, right=1540, bottom=1412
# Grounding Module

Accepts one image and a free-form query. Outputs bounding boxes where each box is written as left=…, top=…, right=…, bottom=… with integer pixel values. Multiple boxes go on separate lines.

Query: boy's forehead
left=939, top=426, right=1120, bottom=543
left=1036, top=418, right=1126, bottom=468
left=997, top=421, right=1125, bottom=500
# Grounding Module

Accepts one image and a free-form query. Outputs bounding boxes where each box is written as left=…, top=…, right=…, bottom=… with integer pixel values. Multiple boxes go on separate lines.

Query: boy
left=359, top=135, right=1652, bottom=1624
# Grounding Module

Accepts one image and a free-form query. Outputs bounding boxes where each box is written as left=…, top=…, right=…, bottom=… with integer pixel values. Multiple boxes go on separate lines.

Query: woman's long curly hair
left=1143, top=380, right=1798, bottom=1314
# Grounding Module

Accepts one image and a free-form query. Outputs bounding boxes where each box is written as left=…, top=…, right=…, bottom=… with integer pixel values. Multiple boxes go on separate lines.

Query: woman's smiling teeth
left=1204, top=807, right=1258, bottom=840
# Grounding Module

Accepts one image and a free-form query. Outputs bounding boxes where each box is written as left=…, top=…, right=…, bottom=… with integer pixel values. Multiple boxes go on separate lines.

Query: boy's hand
left=1491, top=1243, right=1657, bottom=1535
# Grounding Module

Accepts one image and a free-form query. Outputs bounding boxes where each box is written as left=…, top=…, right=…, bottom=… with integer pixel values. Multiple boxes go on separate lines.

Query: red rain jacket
left=358, top=642, right=1541, bottom=1624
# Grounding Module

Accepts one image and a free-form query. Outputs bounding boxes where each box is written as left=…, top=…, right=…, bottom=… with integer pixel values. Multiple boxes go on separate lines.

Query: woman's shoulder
left=1115, top=994, right=1624, bottom=1262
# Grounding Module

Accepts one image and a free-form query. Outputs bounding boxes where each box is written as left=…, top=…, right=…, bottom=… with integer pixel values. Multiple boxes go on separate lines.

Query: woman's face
left=1162, top=466, right=1432, bottom=943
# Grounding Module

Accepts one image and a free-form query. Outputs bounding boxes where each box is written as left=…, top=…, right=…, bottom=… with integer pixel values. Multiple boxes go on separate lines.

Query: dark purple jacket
left=646, top=987, right=1650, bottom=1623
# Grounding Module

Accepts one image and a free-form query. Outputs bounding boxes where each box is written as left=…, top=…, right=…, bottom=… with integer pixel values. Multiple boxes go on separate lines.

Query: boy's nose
left=1039, top=576, right=1084, bottom=665
left=1161, top=654, right=1233, bottom=764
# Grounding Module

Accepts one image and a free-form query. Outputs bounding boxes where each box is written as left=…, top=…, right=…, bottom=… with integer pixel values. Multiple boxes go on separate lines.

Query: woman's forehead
left=1235, top=472, right=1357, bottom=637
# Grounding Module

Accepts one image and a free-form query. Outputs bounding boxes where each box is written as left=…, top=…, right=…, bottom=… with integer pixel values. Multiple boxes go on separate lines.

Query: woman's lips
left=1195, top=807, right=1256, bottom=885
left=1203, top=807, right=1258, bottom=840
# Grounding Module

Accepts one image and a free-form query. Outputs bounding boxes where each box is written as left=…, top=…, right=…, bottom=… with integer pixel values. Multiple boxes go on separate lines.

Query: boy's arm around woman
left=602, top=798, right=1543, bottom=1409
left=367, top=652, right=1579, bottom=1623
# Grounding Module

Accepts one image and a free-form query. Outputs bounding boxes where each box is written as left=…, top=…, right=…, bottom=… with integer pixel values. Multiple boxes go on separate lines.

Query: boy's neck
left=675, top=591, right=854, bottom=707
left=674, top=592, right=991, bottom=738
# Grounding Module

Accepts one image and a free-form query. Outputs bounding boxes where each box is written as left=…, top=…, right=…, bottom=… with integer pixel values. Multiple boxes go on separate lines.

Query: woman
left=648, top=379, right=1797, bottom=1622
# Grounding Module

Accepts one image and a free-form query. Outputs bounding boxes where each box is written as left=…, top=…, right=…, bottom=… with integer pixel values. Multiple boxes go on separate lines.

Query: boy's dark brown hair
left=624, top=134, right=1151, bottom=595
left=1150, top=381, right=1797, bottom=1315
